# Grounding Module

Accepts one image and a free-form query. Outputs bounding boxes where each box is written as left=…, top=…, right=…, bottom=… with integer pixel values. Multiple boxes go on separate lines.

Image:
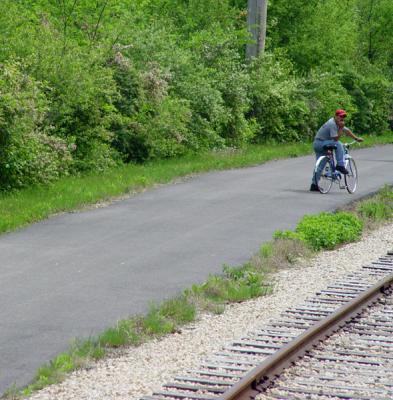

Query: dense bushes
left=0, top=0, right=391, bottom=190
left=0, top=62, right=72, bottom=189
left=339, top=66, right=393, bottom=134
left=248, top=53, right=309, bottom=142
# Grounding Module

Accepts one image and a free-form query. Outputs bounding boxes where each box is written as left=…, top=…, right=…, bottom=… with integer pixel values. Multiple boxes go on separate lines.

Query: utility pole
left=246, top=0, right=267, bottom=61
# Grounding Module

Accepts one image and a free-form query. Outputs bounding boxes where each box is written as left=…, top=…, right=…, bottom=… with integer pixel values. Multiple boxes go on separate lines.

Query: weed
left=159, top=296, right=196, bottom=324
left=357, top=186, right=393, bottom=223
left=143, top=306, right=175, bottom=335
left=358, top=201, right=392, bottom=221
left=255, top=238, right=313, bottom=271
left=2, top=385, right=19, bottom=400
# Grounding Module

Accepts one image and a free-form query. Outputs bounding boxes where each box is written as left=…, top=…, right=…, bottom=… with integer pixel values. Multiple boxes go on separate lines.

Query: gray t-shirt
left=315, top=118, right=339, bottom=140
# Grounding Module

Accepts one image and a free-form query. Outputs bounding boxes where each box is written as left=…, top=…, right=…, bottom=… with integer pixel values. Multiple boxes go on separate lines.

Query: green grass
left=1, top=132, right=391, bottom=235
left=17, top=338, right=105, bottom=397
left=356, top=185, right=393, bottom=227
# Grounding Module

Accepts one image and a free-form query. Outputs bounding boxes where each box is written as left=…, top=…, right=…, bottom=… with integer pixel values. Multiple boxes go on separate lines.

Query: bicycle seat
left=323, top=144, right=337, bottom=151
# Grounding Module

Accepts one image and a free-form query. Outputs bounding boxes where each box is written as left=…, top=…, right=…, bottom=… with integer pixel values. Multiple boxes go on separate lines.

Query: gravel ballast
left=28, top=222, right=393, bottom=400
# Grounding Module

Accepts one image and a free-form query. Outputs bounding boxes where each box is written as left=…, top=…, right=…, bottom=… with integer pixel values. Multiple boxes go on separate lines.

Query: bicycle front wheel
left=314, top=156, right=333, bottom=194
left=345, top=158, right=358, bottom=193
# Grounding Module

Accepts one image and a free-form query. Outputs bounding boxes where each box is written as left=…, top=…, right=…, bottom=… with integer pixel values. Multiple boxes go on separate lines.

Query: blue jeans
left=312, top=139, right=345, bottom=185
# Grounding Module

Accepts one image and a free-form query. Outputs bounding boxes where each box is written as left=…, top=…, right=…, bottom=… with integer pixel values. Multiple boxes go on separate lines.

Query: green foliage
left=339, top=65, right=393, bottom=134
left=260, top=242, right=273, bottom=258
left=267, top=0, right=358, bottom=72
left=275, top=212, right=363, bottom=251
left=248, top=53, right=308, bottom=142
left=99, top=321, right=140, bottom=347
left=32, top=46, right=120, bottom=172
left=0, top=61, right=72, bottom=189
left=139, top=96, right=193, bottom=159
left=143, top=306, right=175, bottom=335
left=357, top=0, right=393, bottom=65
left=300, top=69, right=355, bottom=138
left=296, top=212, right=363, bottom=251
left=266, top=0, right=392, bottom=138
left=0, top=0, right=392, bottom=190
left=159, top=296, right=196, bottom=324
left=273, top=229, right=303, bottom=242
left=358, top=201, right=392, bottom=222
left=191, top=265, right=267, bottom=303
left=96, top=297, right=195, bottom=349
left=255, top=237, right=312, bottom=271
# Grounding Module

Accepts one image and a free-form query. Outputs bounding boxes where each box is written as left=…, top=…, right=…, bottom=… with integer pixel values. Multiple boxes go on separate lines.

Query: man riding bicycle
left=310, top=109, right=364, bottom=192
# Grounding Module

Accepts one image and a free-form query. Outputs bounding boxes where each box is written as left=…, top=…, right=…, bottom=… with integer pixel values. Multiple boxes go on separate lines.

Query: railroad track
left=141, top=251, right=393, bottom=400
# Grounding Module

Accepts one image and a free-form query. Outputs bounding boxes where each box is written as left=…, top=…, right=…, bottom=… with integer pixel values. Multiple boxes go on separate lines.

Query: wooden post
left=246, top=0, right=267, bottom=61
left=246, top=0, right=258, bottom=60
left=257, top=0, right=268, bottom=55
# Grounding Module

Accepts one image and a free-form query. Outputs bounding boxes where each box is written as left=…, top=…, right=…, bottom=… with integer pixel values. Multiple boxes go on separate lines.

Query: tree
left=357, top=0, right=393, bottom=67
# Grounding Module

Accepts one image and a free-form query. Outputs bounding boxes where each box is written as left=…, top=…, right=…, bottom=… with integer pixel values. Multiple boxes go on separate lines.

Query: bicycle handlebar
left=344, top=140, right=359, bottom=148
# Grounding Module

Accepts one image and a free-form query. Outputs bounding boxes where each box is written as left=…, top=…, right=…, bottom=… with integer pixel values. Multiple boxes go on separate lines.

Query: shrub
left=295, top=212, right=363, bottom=251
left=135, top=96, right=193, bottom=159
left=173, top=69, right=228, bottom=151
left=25, top=27, right=121, bottom=172
left=300, top=69, right=354, bottom=138
left=190, top=264, right=266, bottom=303
left=248, top=52, right=309, bottom=143
left=339, top=66, right=392, bottom=134
left=274, top=212, right=363, bottom=251
left=0, top=61, right=72, bottom=189
left=43, top=61, right=120, bottom=173
left=172, top=27, right=255, bottom=149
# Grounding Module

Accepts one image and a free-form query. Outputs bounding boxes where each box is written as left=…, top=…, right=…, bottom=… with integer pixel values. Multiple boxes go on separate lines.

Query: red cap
left=335, top=109, right=347, bottom=117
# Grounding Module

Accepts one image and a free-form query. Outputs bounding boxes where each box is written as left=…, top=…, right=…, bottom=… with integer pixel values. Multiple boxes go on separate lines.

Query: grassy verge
left=4, top=184, right=393, bottom=399
left=1, top=132, right=392, bottom=235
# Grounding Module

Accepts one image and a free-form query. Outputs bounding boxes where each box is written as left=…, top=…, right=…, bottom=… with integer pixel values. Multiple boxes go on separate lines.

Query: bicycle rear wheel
left=314, top=156, right=333, bottom=194
left=344, top=158, right=358, bottom=193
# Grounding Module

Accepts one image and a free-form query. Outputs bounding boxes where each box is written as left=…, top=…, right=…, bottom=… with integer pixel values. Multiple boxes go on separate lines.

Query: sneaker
left=336, top=165, right=349, bottom=174
left=310, top=183, right=319, bottom=192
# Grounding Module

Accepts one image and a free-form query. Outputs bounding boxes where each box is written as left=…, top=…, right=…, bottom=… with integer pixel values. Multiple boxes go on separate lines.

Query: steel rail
left=221, top=270, right=393, bottom=400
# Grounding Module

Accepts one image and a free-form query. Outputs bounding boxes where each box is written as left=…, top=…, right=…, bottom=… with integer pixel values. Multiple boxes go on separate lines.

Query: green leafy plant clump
left=275, top=211, right=363, bottom=251
left=296, top=212, right=363, bottom=251
left=188, top=264, right=270, bottom=304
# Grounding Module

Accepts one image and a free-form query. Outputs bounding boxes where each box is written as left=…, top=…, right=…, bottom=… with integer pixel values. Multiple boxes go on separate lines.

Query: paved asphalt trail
left=1, top=145, right=392, bottom=393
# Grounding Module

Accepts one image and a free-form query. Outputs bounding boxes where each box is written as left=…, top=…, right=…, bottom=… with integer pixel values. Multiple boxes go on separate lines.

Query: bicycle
left=313, top=140, right=358, bottom=194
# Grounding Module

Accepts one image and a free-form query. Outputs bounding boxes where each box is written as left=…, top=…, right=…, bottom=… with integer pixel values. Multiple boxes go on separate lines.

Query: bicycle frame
left=322, top=152, right=346, bottom=187
left=314, top=141, right=358, bottom=194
